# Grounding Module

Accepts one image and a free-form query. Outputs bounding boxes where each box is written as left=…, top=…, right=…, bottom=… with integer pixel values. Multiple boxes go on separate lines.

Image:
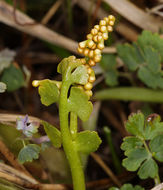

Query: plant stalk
left=143, top=140, right=161, bottom=185
left=70, top=112, right=78, bottom=140
left=94, top=87, right=163, bottom=103
left=59, top=80, right=85, bottom=190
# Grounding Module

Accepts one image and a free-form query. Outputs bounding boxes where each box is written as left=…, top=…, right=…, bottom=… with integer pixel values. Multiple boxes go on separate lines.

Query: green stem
left=66, top=0, right=73, bottom=31
left=59, top=80, right=85, bottom=190
left=142, top=140, right=160, bottom=185
left=94, top=87, right=163, bottom=103
left=22, top=140, right=26, bottom=147
left=142, top=140, right=151, bottom=155
left=70, top=112, right=78, bottom=140
left=103, top=126, right=122, bottom=174
left=154, top=174, right=160, bottom=185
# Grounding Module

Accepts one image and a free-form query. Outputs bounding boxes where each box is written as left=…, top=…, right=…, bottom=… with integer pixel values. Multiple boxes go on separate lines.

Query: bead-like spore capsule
left=99, top=20, right=107, bottom=26
left=77, top=47, right=83, bottom=54
left=89, top=76, right=96, bottom=83
left=100, top=26, right=107, bottom=33
left=84, top=82, right=93, bottom=90
left=94, top=55, right=102, bottom=62
left=79, top=41, right=87, bottom=49
left=85, top=90, right=93, bottom=97
left=83, top=48, right=89, bottom=56
left=87, top=34, right=93, bottom=40
left=107, top=26, right=113, bottom=32
left=91, top=28, right=98, bottom=35
left=88, top=40, right=95, bottom=48
left=88, top=50, right=94, bottom=58
left=97, top=43, right=104, bottom=50
left=88, top=59, right=96, bottom=66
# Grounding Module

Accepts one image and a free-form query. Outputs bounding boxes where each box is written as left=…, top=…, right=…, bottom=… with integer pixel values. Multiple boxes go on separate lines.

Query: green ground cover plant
left=15, top=15, right=116, bottom=190
left=95, top=31, right=163, bottom=103
left=0, top=4, right=163, bottom=188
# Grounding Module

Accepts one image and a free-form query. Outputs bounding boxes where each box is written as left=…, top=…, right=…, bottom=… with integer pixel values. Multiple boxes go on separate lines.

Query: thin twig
left=18, top=0, right=62, bottom=55
left=42, top=0, right=62, bottom=25
left=103, top=0, right=163, bottom=32
left=92, top=0, right=102, bottom=26
left=91, top=152, right=122, bottom=187
left=147, top=4, right=163, bottom=17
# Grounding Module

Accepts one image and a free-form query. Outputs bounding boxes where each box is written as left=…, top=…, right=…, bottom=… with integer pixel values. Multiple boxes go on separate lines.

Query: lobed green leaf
left=137, top=30, right=163, bottom=62
left=67, top=87, right=93, bottom=121
left=18, top=144, right=41, bottom=164
left=125, top=112, right=145, bottom=138
left=138, top=158, right=158, bottom=179
left=57, top=56, right=82, bottom=75
left=71, top=65, right=89, bottom=85
left=121, top=136, right=143, bottom=156
left=117, top=44, right=142, bottom=71
left=138, top=67, right=163, bottom=89
left=117, top=31, right=163, bottom=89
left=143, top=46, right=161, bottom=73
left=75, top=130, right=102, bottom=154
left=149, top=134, right=163, bottom=162
left=122, top=148, right=148, bottom=171
left=105, top=71, right=118, bottom=87
left=37, top=80, right=60, bottom=106
left=144, top=115, right=163, bottom=140
left=100, top=54, right=118, bottom=86
left=1, top=64, right=25, bottom=92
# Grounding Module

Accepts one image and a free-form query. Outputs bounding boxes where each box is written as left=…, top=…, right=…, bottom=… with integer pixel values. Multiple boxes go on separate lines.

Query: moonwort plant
left=32, top=15, right=115, bottom=190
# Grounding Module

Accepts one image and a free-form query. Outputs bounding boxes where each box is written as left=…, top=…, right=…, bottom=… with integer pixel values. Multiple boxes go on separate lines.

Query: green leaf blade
left=137, top=30, right=163, bottom=62
left=149, top=134, right=163, bottom=162
left=144, top=115, right=163, bottom=140
left=1, top=64, right=25, bottom=92
left=138, top=66, right=163, bottom=89
left=68, top=87, right=93, bottom=121
left=75, top=131, right=102, bottom=154
left=37, top=80, right=60, bottom=106
left=143, top=46, right=161, bottom=73
left=125, top=112, right=145, bottom=138
left=42, top=121, right=61, bottom=148
left=18, top=144, right=41, bottom=164
left=121, top=136, right=143, bottom=156
left=138, top=158, right=158, bottom=179
left=100, top=54, right=118, bottom=87
left=122, top=148, right=148, bottom=171
left=117, top=44, right=140, bottom=71
left=71, top=65, right=89, bottom=85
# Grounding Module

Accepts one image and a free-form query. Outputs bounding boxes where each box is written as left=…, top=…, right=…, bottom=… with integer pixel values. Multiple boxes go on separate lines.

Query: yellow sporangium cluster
left=77, top=15, right=115, bottom=97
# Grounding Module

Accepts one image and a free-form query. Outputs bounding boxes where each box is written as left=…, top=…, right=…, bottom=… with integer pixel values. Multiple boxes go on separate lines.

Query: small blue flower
left=16, top=115, right=38, bottom=137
